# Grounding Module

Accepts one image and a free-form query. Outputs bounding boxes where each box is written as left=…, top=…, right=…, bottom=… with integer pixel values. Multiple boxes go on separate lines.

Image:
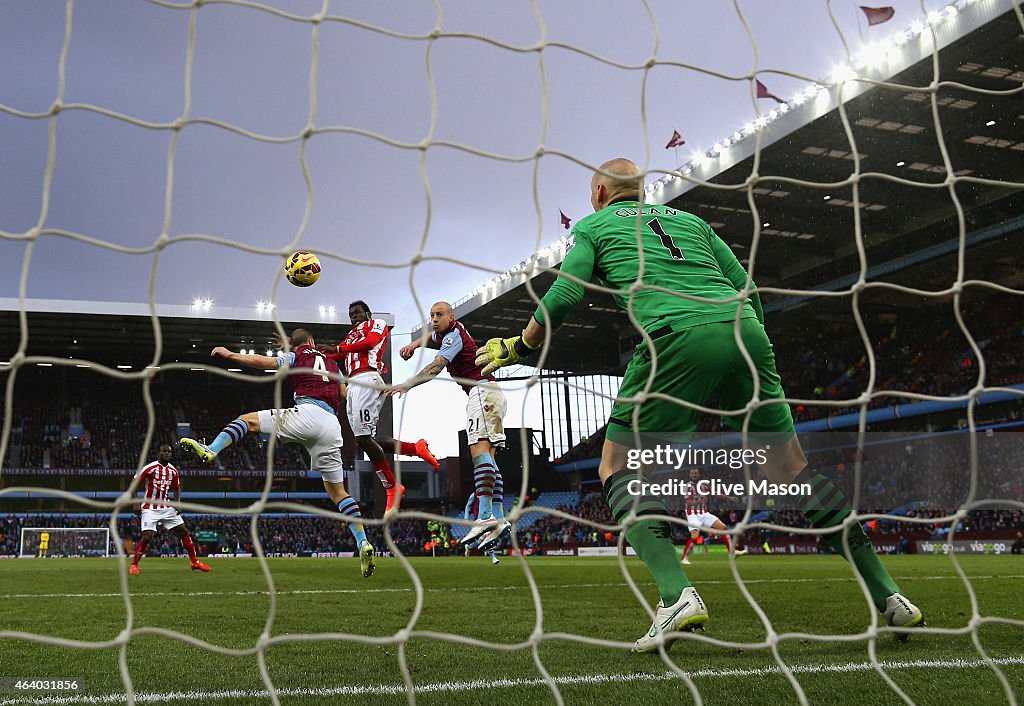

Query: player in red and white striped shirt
left=322, top=300, right=439, bottom=514
left=129, top=444, right=211, bottom=574
left=681, top=467, right=745, bottom=564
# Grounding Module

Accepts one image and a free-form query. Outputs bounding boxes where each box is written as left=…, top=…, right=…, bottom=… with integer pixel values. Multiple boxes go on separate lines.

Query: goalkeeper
left=476, top=157, right=924, bottom=652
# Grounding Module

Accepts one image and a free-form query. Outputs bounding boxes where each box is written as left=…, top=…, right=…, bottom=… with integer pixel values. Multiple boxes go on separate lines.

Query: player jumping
left=475, top=158, right=924, bottom=651
left=321, top=300, right=440, bottom=514
left=179, top=329, right=375, bottom=578
left=681, top=467, right=746, bottom=564
left=393, top=301, right=511, bottom=553
left=129, top=444, right=211, bottom=574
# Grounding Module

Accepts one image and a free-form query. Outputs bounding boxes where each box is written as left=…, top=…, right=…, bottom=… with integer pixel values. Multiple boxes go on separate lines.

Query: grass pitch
left=0, top=553, right=1021, bottom=705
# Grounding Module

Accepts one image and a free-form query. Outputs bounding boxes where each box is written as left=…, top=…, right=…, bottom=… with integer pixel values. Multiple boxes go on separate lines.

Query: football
left=284, top=251, right=321, bottom=287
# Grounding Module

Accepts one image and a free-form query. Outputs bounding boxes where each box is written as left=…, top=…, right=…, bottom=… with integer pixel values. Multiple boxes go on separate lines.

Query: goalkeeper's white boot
left=477, top=520, right=512, bottom=552
left=462, top=516, right=499, bottom=547
left=359, top=541, right=376, bottom=578
left=180, top=438, right=216, bottom=463
left=734, top=547, right=748, bottom=556
left=884, top=593, right=924, bottom=640
left=633, top=587, right=708, bottom=654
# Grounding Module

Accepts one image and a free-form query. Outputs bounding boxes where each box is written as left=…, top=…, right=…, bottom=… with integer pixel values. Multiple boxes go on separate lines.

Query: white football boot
left=461, top=516, right=499, bottom=547
left=884, top=593, right=924, bottom=640
left=632, top=586, right=709, bottom=653
left=476, top=520, right=512, bottom=552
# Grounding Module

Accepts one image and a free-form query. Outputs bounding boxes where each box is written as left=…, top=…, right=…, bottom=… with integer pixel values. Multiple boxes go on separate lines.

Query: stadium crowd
left=5, top=376, right=312, bottom=473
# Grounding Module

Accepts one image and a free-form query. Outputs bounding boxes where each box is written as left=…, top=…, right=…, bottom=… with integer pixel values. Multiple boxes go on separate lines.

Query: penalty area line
left=1, top=656, right=1023, bottom=704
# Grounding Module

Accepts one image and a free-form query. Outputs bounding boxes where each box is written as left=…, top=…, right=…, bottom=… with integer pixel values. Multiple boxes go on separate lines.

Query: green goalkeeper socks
left=604, top=470, right=690, bottom=605
left=796, top=470, right=899, bottom=612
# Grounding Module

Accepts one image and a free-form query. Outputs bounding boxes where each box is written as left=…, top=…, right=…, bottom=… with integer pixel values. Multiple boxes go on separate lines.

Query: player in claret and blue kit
left=179, top=328, right=376, bottom=578
left=393, top=301, right=512, bottom=553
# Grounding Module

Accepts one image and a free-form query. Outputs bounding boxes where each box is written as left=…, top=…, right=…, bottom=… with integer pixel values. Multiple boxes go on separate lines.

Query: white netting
left=1, top=1, right=1022, bottom=705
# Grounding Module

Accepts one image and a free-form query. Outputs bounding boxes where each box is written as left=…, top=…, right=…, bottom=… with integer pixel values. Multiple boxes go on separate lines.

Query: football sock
left=374, top=459, right=396, bottom=489
left=721, top=534, right=732, bottom=552
left=472, top=454, right=496, bottom=519
left=338, top=497, right=368, bottom=546
left=398, top=440, right=417, bottom=456
left=181, top=534, right=198, bottom=562
left=492, top=471, right=505, bottom=520
left=604, top=469, right=690, bottom=605
left=795, top=470, right=899, bottom=612
left=682, top=537, right=695, bottom=559
left=132, top=538, right=149, bottom=565
left=210, top=419, right=248, bottom=455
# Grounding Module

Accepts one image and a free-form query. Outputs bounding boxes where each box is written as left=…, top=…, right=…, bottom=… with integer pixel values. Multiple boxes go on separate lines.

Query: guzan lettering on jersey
left=612, top=205, right=679, bottom=218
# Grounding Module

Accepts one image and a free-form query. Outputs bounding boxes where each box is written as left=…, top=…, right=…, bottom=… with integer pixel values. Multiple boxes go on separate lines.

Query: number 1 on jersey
left=646, top=217, right=684, bottom=260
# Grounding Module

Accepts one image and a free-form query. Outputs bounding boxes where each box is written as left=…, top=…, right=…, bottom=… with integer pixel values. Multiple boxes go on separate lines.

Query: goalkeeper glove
left=475, top=332, right=538, bottom=375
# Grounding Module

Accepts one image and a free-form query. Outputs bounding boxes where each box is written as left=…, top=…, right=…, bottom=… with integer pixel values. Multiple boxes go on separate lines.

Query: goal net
left=19, top=527, right=111, bottom=558
left=0, top=0, right=1022, bottom=705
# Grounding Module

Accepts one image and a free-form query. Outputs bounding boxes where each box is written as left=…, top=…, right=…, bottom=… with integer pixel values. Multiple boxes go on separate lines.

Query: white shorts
left=346, top=371, right=385, bottom=437
left=687, top=512, right=721, bottom=531
left=257, top=403, right=345, bottom=483
left=141, top=507, right=184, bottom=532
left=466, top=385, right=507, bottom=447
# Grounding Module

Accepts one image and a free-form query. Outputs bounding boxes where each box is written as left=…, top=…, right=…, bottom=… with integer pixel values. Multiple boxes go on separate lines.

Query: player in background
left=179, top=329, right=375, bottom=578
left=393, top=301, right=511, bottom=552
left=681, top=467, right=746, bottom=564
left=463, top=492, right=500, bottom=564
left=129, top=444, right=211, bottom=574
left=37, top=531, right=49, bottom=558
left=475, top=158, right=923, bottom=651
left=321, top=300, right=440, bottom=514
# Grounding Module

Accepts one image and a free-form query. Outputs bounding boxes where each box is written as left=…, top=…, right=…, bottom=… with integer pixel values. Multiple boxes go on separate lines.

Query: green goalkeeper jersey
left=534, top=199, right=763, bottom=334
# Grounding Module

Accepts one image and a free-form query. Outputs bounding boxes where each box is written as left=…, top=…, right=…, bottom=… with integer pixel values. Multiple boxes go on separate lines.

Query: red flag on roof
left=859, top=6, right=895, bottom=25
left=559, top=210, right=571, bottom=229
left=756, top=79, right=784, bottom=104
left=665, top=130, right=685, bottom=149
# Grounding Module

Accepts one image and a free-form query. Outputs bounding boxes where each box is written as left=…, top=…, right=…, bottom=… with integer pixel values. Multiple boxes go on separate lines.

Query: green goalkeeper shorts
left=607, top=317, right=795, bottom=446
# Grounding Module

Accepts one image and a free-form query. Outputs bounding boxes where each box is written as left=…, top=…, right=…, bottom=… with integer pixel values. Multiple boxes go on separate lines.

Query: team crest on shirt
left=484, top=404, right=492, bottom=412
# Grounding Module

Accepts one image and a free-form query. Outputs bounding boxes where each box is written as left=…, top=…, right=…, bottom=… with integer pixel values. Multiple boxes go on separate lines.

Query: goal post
left=19, top=527, right=111, bottom=558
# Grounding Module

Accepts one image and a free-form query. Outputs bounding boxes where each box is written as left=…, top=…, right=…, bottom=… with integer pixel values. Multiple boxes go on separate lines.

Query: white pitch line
left=1, top=656, right=1022, bottom=705
left=0, top=575, right=1020, bottom=601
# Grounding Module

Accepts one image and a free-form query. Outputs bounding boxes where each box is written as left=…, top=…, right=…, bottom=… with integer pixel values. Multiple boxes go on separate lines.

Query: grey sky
left=1, top=0, right=953, bottom=456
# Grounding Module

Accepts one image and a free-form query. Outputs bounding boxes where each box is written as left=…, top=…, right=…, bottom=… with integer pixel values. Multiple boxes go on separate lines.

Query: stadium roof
left=414, top=0, right=1024, bottom=375
left=0, top=298, right=394, bottom=367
